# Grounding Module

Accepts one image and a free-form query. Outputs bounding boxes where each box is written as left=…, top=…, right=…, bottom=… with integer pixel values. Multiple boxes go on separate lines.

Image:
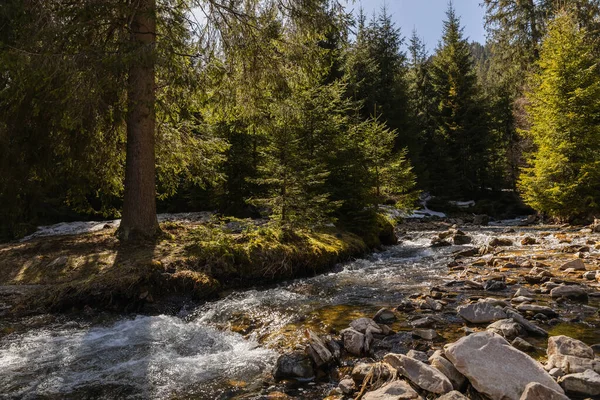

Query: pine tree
left=519, top=10, right=600, bottom=220
left=429, top=4, right=490, bottom=196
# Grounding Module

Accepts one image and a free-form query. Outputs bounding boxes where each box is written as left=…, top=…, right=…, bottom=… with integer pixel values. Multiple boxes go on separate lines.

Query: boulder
left=512, top=337, right=536, bottom=353
left=519, top=382, right=569, bottom=400
left=305, top=330, right=333, bottom=367
left=559, top=259, right=586, bottom=271
left=453, top=234, right=472, bottom=245
left=273, top=352, right=315, bottom=381
left=444, top=332, right=564, bottom=400
left=490, top=237, right=513, bottom=247
left=412, top=329, right=438, bottom=341
left=362, top=380, right=421, bottom=400
left=486, top=319, right=525, bottom=341
left=550, top=285, right=588, bottom=301
left=521, top=237, right=537, bottom=246
left=374, top=308, right=397, bottom=324
left=505, top=309, right=548, bottom=337
left=351, top=318, right=383, bottom=334
left=351, top=363, right=392, bottom=384
left=338, top=378, right=355, bottom=395
left=546, top=335, right=600, bottom=374
left=429, top=350, right=466, bottom=390
left=438, top=391, right=468, bottom=400
left=558, top=369, right=600, bottom=397
left=341, top=328, right=365, bottom=356
left=406, top=350, right=429, bottom=363
left=457, top=302, right=507, bottom=324
left=515, top=304, right=558, bottom=317
left=384, top=353, right=453, bottom=394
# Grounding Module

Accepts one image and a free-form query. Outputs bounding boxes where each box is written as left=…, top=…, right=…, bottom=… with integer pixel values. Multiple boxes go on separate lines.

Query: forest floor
left=0, top=216, right=394, bottom=317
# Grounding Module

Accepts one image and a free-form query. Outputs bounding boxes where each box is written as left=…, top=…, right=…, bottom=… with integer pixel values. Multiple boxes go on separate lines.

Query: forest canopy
left=1, top=0, right=600, bottom=241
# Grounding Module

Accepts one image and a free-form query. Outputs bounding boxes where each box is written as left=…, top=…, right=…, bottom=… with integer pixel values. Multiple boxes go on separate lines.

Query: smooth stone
left=273, top=352, right=315, bottom=381
left=444, top=332, right=564, bottom=400
left=512, top=337, right=536, bottom=352
left=559, top=259, right=586, bottom=271
left=457, top=302, right=507, bottom=323
left=412, top=329, right=438, bottom=341
left=362, top=380, right=421, bottom=400
left=516, top=304, right=558, bottom=317
left=519, top=382, right=569, bottom=400
left=384, top=353, right=453, bottom=394
left=486, top=319, right=525, bottom=341
left=558, top=369, right=600, bottom=397
left=374, top=308, right=397, bottom=324
left=429, top=350, right=466, bottom=391
left=583, top=271, right=597, bottom=280
left=550, top=285, right=588, bottom=301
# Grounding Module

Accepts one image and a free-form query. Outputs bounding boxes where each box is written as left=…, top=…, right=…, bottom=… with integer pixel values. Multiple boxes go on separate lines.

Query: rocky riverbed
left=1, top=219, right=600, bottom=399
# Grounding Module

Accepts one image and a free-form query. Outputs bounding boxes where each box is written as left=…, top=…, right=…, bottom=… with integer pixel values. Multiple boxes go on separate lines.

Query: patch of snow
left=20, top=212, right=214, bottom=242
left=449, top=200, right=475, bottom=208
left=400, top=193, right=447, bottom=219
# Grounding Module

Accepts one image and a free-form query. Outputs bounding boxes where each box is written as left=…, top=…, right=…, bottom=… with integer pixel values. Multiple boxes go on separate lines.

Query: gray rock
left=515, top=304, right=558, bottom=317
left=453, top=234, right=472, bottom=245
left=273, top=352, right=314, bottom=381
left=362, top=380, right=421, bottom=400
left=559, top=259, right=586, bottom=271
left=519, top=382, right=569, bottom=400
left=429, top=350, right=466, bottom=390
left=384, top=353, right=453, bottom=394
left=550, top=285, right=588, bottom=301
left=351, top=317, right=383, bottom=334
left=410, top=316, right=436, bottom=328
left=514, top=287, right=534, bottom=297
left=351, top=362, right=393, bottom=385
left=490, top=237, right=513, bottom=247
left=505, top=309, right=548, bottom=337
left=305, top=330, right=333, bottom=367
left=341, top=328, right=365, bottom=356
left=583, top=270, right=597, bottom=280
left=558, top=369, right=600, bottom=397
left=512, top=337, right=536, bottom=353
left=444, top=332, right=564, bottom=400
left=457, top=302, right=507, bottom=323
left=374, top=308, right=397, bottom=324
left=485, top=280, right=507, bottom=291
left=437, top=391, right=468, bottom=400
left=338, top=378, right=355, bottom=395
left=546, top=335, right=600, bottom=374
left=407, top=350, right=429, bottom=363
left=412, top=329, right=438, bottom=341
left=511, top=296, right=534, bottom=304
left=486, top=319, right=525, bottom=341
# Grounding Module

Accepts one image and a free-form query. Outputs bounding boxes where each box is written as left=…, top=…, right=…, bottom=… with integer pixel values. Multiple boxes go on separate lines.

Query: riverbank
left=0, top=214, right=396, bottom=317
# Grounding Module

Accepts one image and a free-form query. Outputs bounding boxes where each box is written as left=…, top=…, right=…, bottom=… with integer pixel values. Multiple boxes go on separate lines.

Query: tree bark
left=117, top=0, right=159, bottom=240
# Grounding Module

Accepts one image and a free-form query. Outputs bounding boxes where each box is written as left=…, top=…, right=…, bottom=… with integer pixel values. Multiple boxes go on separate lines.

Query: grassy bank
left=0, top=215, right=396, bottom=315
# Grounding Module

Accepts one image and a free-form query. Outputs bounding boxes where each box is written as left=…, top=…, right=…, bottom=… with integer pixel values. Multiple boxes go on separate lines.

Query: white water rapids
left=3, top=221, right=592, bottom=399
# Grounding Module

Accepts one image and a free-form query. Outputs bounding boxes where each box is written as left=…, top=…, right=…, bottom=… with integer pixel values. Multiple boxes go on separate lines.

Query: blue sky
left=348, top=0, right=487, bottom=52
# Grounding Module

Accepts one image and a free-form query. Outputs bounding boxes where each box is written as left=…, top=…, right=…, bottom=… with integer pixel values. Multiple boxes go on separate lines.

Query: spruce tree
left=519, top=10, right=600, bottom=220
left=429, top=4, right=490, bottom=196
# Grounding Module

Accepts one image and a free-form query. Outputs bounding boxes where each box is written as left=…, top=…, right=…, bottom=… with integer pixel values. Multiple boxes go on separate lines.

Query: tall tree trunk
left=117, top=0, right=159, bottom=240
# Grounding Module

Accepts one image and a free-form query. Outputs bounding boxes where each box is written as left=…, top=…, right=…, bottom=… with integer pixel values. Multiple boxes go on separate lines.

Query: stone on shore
left=490, top=238, right=513, bottom=247
left=546, top=335, right=600, bottom=374
left=444, top=332, right=564, bottom=400
left=457, top=302, right=507, bottom=323
left=273, top=352, right=315, bottom=381
left=550, top=285, right=588, bottom=301
left=486, top=319, right=525, bottom=341
left=557, top=369, right=600, bottom=397
left=515, top=304, right=558, bottom=317
left=558, top=259, right=586, bottom=271
left=362, top=380, right=422, bottom=400
left=374, top=308, right=397, bottom=324
left=341, top=328, right=365, bottom=356
left=519, top=382, right=569, bottom=400
left=384, top=353, right=453, bottom=394
left=429, top=350, right=466, bottom=390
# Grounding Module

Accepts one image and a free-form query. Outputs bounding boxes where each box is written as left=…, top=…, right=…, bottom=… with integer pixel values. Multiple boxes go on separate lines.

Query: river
left=1, top=222, right=599, bottom=399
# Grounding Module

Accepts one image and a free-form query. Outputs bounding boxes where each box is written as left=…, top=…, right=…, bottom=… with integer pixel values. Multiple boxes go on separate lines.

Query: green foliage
left=519, top=10, right=600, bottom=220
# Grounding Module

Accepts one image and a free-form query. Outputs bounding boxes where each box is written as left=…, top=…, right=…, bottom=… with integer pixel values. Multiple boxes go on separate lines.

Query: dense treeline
left=1, top=0, right=600, bottom=241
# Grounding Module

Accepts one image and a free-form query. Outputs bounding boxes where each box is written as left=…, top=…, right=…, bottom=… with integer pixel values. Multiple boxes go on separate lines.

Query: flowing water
left=1, top=223, right=599, bottom=399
